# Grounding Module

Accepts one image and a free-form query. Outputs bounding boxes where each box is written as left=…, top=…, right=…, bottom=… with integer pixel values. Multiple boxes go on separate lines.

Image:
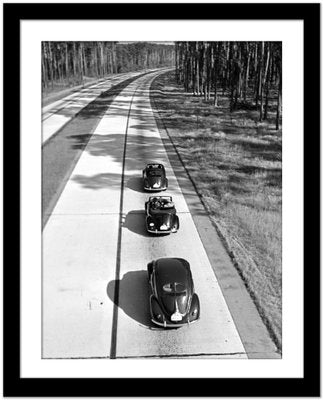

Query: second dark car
left=145, top=196, right=179, bottom=234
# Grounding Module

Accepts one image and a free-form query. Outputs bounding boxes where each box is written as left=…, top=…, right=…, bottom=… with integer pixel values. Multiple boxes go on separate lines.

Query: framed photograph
left=3, top=2, right=320, bottom=397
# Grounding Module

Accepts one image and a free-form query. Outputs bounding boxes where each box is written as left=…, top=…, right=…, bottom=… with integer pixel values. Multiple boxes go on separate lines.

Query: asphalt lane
left=42, top=71, right=247, bottom=358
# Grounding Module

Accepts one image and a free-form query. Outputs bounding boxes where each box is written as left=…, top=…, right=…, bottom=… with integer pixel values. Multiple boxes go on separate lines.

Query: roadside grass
left=151, top=72, right=282, bottom=350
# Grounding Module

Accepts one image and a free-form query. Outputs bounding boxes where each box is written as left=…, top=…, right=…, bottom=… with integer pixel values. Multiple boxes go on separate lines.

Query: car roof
left=155, top=258, right=190, bottom=286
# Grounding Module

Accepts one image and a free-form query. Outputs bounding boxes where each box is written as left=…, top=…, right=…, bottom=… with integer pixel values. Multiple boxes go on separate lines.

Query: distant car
left=142, top=163, right=168, bottom=191
left=148, top=258, right=200, bottom=328
left=145, top=196, right=179, bottom=234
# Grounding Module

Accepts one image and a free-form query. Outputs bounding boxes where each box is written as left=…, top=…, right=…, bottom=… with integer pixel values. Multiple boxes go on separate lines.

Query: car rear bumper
left=144, top=188, right=166, bottom=192
left=151, top=318, right=199, bottom=328
left=147, top=228, right=172, bottom=234
left=144, top=186, right=167, bottom=191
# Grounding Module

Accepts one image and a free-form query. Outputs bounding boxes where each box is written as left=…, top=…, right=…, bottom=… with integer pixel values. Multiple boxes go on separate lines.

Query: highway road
left=42, top=69, right=278, bottom=359
left=42, top=69, right=165, bottom=144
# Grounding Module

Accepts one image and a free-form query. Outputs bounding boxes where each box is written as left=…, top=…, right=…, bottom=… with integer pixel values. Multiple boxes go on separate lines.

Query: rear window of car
left=163, top=282, right=186, bottom=294
left=147, top=170, right=162, bottom=176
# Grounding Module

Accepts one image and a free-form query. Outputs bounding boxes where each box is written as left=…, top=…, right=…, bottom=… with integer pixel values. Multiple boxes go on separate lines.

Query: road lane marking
left=109, top=79, right=140, bottom=360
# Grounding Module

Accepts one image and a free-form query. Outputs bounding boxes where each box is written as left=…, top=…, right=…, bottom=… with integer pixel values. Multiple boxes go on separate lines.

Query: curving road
left=42, top=70, right=277, bottom=359
left=42, top=69, right=167, bottom=144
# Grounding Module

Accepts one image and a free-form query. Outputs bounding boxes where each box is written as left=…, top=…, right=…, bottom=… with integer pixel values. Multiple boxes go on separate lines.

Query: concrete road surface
left=42, top=70, right=277, bottom=359
left=42, top=69, right=165, bottom=144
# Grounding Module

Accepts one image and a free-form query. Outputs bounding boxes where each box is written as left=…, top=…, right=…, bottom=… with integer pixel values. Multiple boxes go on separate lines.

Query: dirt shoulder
left=150, top=71, right=282, bottom=353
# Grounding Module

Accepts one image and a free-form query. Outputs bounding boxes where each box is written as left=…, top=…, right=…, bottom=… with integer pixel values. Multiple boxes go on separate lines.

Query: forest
left=175, top=41, right=282, bottom=128
left=42, top=41, right=175, bottom=90
left=42, top=41, right=282, bottom=129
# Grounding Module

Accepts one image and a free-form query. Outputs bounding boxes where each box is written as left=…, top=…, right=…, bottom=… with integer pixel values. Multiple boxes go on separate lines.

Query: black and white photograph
left=3, top=2, right=320, bottom=397
left=41, top=40, right=282, bottom=360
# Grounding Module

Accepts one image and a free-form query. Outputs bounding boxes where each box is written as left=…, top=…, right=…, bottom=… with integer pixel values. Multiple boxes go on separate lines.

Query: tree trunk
left=195, top=42, right=200, bottom=95
left=275, top=61, right=282, bottom=130
left=47, top=42, right=54, bottom=88
left=41, top=42, right=48, bottom=88
left=212, top=42, right=218, bottom=106
left=243, top=43, right=250, bottom=102
left=263, top=43, right=271, bottom=120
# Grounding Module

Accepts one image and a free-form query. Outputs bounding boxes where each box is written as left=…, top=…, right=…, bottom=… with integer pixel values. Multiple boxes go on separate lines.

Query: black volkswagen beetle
left=142, top=163, right=168, bottom=191
left=148, top=258, right=200, bottom=328
left=145, top=196, right=179, bottom=234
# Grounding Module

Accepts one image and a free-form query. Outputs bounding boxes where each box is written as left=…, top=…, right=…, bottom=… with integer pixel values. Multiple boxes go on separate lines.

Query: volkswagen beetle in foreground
left=148, top=258, right=200, bottom=328
left=142, top=163, right=168, bottom=191
left=145, top=196, right=179, bottom=234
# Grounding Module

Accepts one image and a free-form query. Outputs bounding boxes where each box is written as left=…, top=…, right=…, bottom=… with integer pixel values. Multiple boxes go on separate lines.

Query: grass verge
left=151, top=71, right=282, bottom=351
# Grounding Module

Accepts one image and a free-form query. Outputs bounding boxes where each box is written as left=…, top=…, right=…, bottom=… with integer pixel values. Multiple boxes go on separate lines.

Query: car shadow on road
left=122, top=210, right=150, bottom=237
left=125, top=176, right=144, bottom=193
left=107, top=270, right=156, bottom=329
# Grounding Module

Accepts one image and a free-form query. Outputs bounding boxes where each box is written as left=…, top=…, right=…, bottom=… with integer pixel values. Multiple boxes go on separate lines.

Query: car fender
left=189, top=293, right=200, bottom=321
left=150, top=295, right=164, bottom=322
left=174, top=215, right=179, bottom=230
left=147, top=261, right=154, bottom=279
left=146, top=215, right=153, bottom=227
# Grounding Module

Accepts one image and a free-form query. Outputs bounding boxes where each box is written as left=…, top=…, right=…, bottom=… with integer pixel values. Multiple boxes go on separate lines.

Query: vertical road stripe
left=109, top=84, right=140, bottom=359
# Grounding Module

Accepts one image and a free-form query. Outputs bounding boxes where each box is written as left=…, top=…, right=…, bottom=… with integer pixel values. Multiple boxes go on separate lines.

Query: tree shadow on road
left=72, top=172, right=122, bottom=190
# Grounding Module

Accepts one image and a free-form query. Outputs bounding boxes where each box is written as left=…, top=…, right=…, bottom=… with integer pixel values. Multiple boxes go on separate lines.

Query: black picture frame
left=3, top=2, right=320, bottom=397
